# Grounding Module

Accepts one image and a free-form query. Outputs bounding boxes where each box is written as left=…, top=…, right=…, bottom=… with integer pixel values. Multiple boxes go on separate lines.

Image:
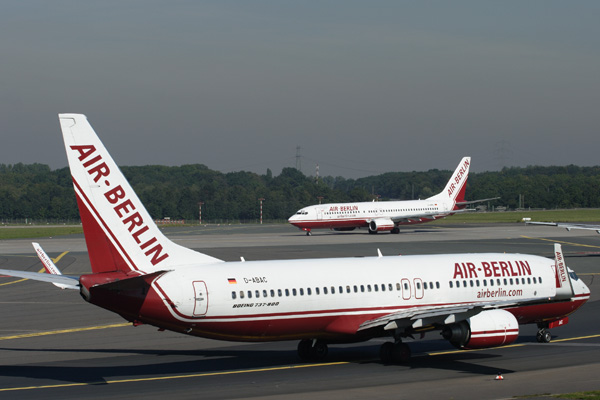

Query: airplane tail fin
left=428, top=157, right=471, bottom=209
left=59, top=114, right=223, bottom=275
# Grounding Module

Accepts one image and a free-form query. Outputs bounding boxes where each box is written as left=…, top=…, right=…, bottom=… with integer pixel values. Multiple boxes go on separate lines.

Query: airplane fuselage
left=289, top=199, right=454, bottom=232
left=81, top=253, right=589, bottom=343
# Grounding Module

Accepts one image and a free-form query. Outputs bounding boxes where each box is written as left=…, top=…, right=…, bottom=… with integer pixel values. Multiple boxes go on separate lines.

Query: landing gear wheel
left=306, top=231, right=312, bottom=236
left=380, top=341, right=411, bottom=364
left=391, top=227, right=400, bottom=234
left=297, top=339, right=328, bottom=362
left=536, top=329, right=552, bottom=343
left=298, top=339, right=312, bottom=360
left=380, top=342, right=394, bottom=364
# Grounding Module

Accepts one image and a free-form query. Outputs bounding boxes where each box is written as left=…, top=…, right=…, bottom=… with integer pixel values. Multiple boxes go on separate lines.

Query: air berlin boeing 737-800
left=0, top=114, right=589, bottom=364
left=289, top=157, right=498, bottom=235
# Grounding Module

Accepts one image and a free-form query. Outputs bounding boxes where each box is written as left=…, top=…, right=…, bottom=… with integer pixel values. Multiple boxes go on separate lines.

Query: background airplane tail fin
left=59, top=114, right=222, bottom=275
left=428, top=157, right=470, bottom=208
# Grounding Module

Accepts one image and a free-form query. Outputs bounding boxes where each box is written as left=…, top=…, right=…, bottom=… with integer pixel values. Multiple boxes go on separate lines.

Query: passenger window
left=240, top=291, right=245, bottom=299
left=263, top=290, right=268, bottom=297
left=248, top=291, right=252, bottom=299
left=232, top=291, right=237, bottom=299
left=271, top=290, right=275, bottom=297
left=292, top=289, right=297, bottom=296
left=278, top=289, right=282, bottom=297
left=285, top=289, right=290, bottom=296
left=323, top=287, right=328, bottom=294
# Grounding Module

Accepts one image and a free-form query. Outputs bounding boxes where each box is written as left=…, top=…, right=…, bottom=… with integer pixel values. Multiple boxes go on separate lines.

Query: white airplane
left=0, top=114, right=590, bottom=364
left=288, top=157, right=498, bottom=235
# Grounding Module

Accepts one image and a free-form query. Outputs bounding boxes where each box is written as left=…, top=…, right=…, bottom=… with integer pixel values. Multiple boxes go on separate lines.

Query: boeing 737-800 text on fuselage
left=0, top=114, right=589, bottom=364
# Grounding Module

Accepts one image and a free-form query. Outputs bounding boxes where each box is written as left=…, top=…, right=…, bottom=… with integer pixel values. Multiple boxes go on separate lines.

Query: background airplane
left=0, top=114, right=589, bottom=365
left=289, top=157, right=498, bottom=235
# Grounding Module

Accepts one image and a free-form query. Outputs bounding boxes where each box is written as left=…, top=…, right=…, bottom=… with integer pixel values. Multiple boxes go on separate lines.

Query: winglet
left=32, top=242, right=78, bottom=290
left=33, top=242, right=62, bottom=275
left=553, top=244, right=574, bottom=299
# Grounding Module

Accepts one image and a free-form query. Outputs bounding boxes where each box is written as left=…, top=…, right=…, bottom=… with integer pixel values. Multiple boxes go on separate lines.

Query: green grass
left=0, top=226, right=83, bottom=240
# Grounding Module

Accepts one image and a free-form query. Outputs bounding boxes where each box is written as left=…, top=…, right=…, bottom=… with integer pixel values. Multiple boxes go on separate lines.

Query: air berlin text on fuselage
left=70, top=144, right=169, bottom=266
left=447, top=158, right=470, bottom=197
left=452, top=260, right=532, bottom=279
left=329, top=205, right=359, bottom=212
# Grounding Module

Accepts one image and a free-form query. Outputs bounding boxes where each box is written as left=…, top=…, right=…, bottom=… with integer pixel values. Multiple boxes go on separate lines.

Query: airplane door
left=317, top=208, right=323, bottom=220
left=414, top=278, right=424, bottom=299
left=192, top=281, right=208, bottom=316
left=401, top=278, right=411, bottom=300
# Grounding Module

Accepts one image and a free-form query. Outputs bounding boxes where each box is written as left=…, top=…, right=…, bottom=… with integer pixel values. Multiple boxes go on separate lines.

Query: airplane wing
left=0, top=268, right=79, bottom=289
left=456, top=197, right=500, bottom=206
left=389, top=209, right=470, bottom=224
left=0, top=243, right=80, bottom=290
left=526, top=221, right=600, bottom=234
left=357, top=298, right=541, bottom=333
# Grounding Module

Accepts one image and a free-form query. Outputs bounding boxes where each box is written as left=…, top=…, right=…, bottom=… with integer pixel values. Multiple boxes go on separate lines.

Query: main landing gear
left=379, top=340, right=411, bottom=364
left=297, top=339, right=328, bottom=362
left=536, top=327, right=552, bottom=343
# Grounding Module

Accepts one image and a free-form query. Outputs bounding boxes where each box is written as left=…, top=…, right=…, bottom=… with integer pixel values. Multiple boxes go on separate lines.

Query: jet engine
left=368, top=218, right=395, bottom=233
left=441, top=309, right=519, bottom=349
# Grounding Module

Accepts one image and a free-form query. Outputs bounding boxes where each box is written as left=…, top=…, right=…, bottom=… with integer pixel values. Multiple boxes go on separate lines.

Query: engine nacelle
left=442, top=309, right=519, bottom=349
left=369, top=218, right=395, bottom=232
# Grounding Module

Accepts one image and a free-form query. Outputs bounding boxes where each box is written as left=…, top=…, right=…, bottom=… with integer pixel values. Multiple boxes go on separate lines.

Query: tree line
left=0, top=162, right=599, bottom=223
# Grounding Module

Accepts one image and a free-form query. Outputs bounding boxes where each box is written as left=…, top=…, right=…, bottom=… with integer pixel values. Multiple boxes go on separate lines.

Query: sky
left=1, top=1, right=599, bottom=179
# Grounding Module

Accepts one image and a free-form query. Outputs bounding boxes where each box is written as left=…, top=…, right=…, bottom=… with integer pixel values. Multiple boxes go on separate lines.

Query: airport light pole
left=198, top=202, right=204, bottom=225
left=317, top=196, right=323, bottom=204
left=258, top=198, right=265, bottom=224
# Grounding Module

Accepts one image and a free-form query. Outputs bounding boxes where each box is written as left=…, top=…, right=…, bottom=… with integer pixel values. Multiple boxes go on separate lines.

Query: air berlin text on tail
left=71, top=144, right=169, bottom=266
left=447, top=158, right=470, bottom=197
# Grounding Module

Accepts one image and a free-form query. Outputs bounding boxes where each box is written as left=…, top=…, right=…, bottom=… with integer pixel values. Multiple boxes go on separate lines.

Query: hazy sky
left=1, top=1, right=599, bottom=178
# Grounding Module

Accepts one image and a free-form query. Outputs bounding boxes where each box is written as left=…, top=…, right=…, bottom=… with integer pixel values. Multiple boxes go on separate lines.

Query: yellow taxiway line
left=1, top=332, right=599, bottom=393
